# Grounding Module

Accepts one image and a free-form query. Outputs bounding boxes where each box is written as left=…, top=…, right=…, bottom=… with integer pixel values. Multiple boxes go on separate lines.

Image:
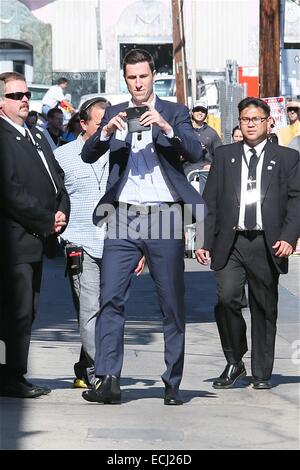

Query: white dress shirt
left=238, top=139, right=267, bottom=230
left=101, top=97, right=180, bottom=205
left=117, top=125, right=180, bottom=205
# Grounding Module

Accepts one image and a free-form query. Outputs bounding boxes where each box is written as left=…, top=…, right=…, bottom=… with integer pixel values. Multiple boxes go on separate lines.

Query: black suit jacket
left=203, top=141, right=300, bottom=274
left=81, top=96, right=205, bottom=223
left=0, top=118, right=70, bottom=264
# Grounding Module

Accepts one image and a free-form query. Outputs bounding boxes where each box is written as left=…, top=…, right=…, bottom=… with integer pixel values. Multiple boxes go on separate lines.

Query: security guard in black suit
left=196, top=97, right=300, bottom=390
left=0, top=72, right=70, bottom=398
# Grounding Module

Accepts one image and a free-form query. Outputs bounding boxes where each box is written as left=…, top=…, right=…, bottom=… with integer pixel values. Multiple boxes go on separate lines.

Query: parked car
left=29, top=84, right=74, bottom=125
left=28, top=84, right=50, bottom=113
left=154, top=75, right=192, bottom=107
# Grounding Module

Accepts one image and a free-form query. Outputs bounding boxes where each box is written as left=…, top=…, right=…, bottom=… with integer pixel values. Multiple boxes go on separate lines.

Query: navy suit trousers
left=94, top=205, right=186, bottom=388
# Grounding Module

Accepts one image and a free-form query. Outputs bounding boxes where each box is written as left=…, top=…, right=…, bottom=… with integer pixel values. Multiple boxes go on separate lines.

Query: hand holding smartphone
left=125, top=105, right=150, bottom=133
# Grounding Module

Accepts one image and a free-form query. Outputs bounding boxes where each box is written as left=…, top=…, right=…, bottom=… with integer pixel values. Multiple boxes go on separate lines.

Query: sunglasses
left=287, top=107, right=299, bottom=113
left=192, top=106, right=207, bottom=113
left=4, top=91, right=31, bottom=101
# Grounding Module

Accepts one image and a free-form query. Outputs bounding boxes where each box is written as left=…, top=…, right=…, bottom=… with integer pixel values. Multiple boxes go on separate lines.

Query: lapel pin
left=36, top=133, right=42, bottom=139
left=16, top=136, right=21, bottom=140
left=267, top=166, right=272, bottom=170
left=231, top=158, right=235, bottom=163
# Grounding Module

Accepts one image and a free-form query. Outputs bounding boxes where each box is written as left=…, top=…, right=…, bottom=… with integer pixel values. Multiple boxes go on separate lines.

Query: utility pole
left=190, top=0, right=197, bottom=105
left=96, top=0, right=102, bottom=93
left=172, top=0, right=188, bottom=105
left=259, top=0, right=280, bottom=98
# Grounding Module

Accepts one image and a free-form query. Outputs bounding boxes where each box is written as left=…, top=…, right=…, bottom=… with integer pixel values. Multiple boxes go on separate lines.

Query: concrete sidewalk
left=0, top=256, right=299, bottom=450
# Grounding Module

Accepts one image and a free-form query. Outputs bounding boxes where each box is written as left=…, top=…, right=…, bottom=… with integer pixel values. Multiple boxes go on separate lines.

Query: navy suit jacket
left=81, top=96, right=205, bottom=224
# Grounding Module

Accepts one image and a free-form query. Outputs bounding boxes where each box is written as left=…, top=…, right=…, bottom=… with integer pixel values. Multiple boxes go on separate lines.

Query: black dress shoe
left=22, top=378, right=51, bottom=395
left=82, top=375, right=121, bottom=404
left=0, top=379, right=48, bottom=398
left=253, top=380, right=272, bottom=390
left=213, top=362, right=246, bottom=389
left=164, top=385, right=183, bottom=405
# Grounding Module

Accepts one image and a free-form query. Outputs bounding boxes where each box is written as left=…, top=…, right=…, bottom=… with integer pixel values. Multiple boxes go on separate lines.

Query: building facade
left=0, top=0, right=264, bottom=107
left=2, top=0, right=299, bottom=106
left=0, top=0, right=52, bottom=83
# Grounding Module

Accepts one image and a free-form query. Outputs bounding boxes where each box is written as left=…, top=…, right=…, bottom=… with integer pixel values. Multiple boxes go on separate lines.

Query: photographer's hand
left=102, top=112, right=127, bottom=138
left=140, top=102, right=172, bottom=135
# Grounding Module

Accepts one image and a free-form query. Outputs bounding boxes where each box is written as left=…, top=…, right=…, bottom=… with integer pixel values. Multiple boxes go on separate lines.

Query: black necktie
left=25, top=129, right=33, bottom=145
left=244, top=148, right=258, bottom=230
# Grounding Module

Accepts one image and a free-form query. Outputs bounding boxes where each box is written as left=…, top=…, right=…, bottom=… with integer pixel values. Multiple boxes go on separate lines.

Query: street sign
left=262, top=96, right=288, bottom=129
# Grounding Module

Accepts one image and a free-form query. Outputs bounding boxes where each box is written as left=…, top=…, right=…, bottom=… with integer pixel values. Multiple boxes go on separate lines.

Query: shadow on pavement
left=204, top=373, right=300, bottom=389
left=110, top=386, right=216, bottom=404
left=268, top=374, right=300, bottom=386
left=32, top=259, right=217, bottom=347
left=0, top=259, right=216, bottom=450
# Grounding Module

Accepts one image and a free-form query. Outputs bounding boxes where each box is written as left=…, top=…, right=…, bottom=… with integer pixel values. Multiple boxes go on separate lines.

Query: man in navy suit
left=196, top=97, right=300, bottom=390
left=81, top=49, right=204, bottom=405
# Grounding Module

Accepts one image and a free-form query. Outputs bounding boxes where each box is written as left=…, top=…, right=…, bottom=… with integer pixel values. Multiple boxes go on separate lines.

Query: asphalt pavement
left=0, top=255, right=299, bottom=450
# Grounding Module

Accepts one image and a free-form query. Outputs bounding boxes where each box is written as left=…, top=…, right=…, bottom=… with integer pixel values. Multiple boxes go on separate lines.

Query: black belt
left=237, top=230, right=264, bottom=241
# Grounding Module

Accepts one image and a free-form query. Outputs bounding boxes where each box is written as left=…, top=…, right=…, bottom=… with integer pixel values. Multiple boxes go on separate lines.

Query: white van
left=154, top=76, right=192, bottom=107
left=28, top=84, right=50, bottom=113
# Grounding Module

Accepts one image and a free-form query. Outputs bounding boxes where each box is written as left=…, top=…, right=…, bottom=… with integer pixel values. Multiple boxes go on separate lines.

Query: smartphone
left=125, top=105, right=150, bottom=133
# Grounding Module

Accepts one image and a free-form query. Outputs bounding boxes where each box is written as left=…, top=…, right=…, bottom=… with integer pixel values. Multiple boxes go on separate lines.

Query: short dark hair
left=79, top=96, right=110, bottom=121
left=65, top=112, right=80, bottom=133
left=27, top=110, right=39, bottom=118
left=231, top=125, right=241, bottom=137
left=47, top=107, right=63, bottom=119
left=238, top=97, right=270, bottom=116
left=123, top=49, right=155, bottom=76
left=57, top=77, right=68, bottom=86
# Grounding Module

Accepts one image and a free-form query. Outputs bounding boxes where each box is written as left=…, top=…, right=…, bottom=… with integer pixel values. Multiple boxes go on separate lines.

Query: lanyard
left=242, top=145, right=265, bottom=192
left=90, top=160, right=108, bottom=192
left=242, top=146, right=265, bottom=174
